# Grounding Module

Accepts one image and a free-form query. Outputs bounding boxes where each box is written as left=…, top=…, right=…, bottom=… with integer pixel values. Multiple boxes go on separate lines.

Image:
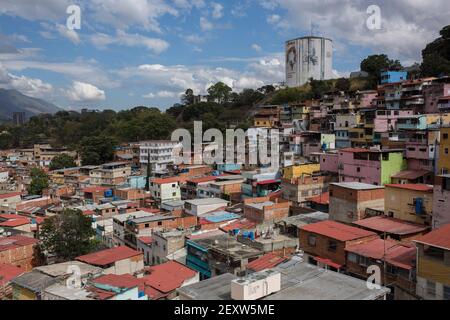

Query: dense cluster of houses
left=0, top=73, right=449, bottom=300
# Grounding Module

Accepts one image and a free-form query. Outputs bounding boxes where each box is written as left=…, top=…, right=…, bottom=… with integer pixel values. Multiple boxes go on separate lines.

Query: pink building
left=405, top=130, right=439, bottom=173
left=337, top=148, right=406, bottom=186
left=356, top=90, right=378, bottom=109
left=374, top=109, right=413, bottom=133
left=319, top=152, right=339, bottom=173
left=433, top=174, right=450, bottom=229
left=423, top=82, right=450, bottom=113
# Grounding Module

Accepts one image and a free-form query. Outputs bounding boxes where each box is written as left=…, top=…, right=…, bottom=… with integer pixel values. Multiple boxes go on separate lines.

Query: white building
left=286, top=36, right=333, bottom=87
left=139, top=140, right=182, bottom=173
left=183, top=198, right=229, bottom=216
left=112, top=211, right=155, bottom=246
left=149, top=177, right=182, bottom=205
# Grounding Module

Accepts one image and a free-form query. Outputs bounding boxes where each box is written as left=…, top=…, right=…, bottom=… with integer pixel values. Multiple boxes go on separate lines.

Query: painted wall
left=381, top=152, right=407, bottom=185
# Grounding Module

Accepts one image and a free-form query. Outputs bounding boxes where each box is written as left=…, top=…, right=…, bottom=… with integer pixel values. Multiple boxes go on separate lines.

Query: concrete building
left=139, top=140, right=181, bottom=173
left=149, top=177, right=183, bottom=205
left=345, top=238, right=416, bottom=298
left=282, top=174, right=335, bottom=207
left=150, top=230, right=186, bottom=266
left=0, top=235, right=38, bottom=271
left=76, top=246, right=144, bottom=275
left=329, top=182, right=385, bottom=224
left=413, top=224, right=450, bottom=300
left=243, top=197, right=290, bottom=224
left=337, top=148, right=406, bottom=186
left=185, top=234, right=262, bottom=279
left=384, top=184, right=434, bottom=226
left=438, top=127, right=450, bottom=174
left=286, top=36, right=333, bottom=87
left=89, top=162, right=132, bottom=187
left=380, top=71, right=407, bottom=84
left=178, top=261, right=390, bottom=300
left=183, top=198, right=229, bottom=216
left=433, top=175, right=450, bottom=229
left=299, top=220, right=378, bottom=272
left=112, top=210, right=154, bottom=246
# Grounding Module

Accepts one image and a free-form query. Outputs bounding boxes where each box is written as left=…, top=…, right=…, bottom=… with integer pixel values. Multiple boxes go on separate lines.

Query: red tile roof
left=386, top=184, right=433, bottom=192
left=246, top=253, right=287, bottom=272
left=301, top=220, right=377, bottom=241
left=138, top=236, right=153, bottom=245
left=187, top=176, right=218, bottom=184
left=353, top=216, right=428, bottom=235
left=313, top=256, right=343, bottom=269
left=76, top=246, right=142, bottom=266
left=142, top=261, right=197, bottom=295
left=0, top=264, right=25, bottom=285
left=413, top=224, right=450, bottom=250
left=346, top=238, right=416, bottom=270
left=151, top=177, right=185, bottom=185
left=307, top=192, right=330, bottom=205
left=220, top=219, right=256, bottom=232
left=0, top=192, right=21, bottom=200
left=0, top=214, right=26, bottom=220
left=0, top=218, right=31, bottom=227
left=0, top=235, right=39, bottom=252
left=391, top=170, right=431, bottom=180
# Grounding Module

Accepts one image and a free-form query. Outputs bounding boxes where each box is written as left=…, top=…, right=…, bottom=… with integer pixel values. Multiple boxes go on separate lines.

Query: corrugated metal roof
left=413, top=224, right=450, bottom=250
left=301, top=220, right=377, bottom=241
left=247, top=253, right=287, bottom=272
left=353, top=216, right=428, bottom=235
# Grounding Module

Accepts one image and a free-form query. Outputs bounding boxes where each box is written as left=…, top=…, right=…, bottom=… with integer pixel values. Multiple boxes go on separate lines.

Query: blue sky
left=0, top=0, right=448, bottom=110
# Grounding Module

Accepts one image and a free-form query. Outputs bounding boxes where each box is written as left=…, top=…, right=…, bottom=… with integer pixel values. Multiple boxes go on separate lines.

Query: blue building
left=380, top=71, right=407, bottom=84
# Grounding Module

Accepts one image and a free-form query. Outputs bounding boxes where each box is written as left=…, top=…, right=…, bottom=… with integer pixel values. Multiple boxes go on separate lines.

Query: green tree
left=309, top=79, right=332, bottom=99
left=360, top=54, right=403, bottom=79
left=39, top=209, right=99, bottom=261
left=28, top=167, right=49, bottom=196
left=182, top=88, right=195, bottom=105
left=49, top=154, right=77, bottom=170
left=421, top=25, right=450, bottom=77
left=335, top=78, right=351, bottom=92
left=207, top=82, right=232, bottom=103
left=79, top=135, right=117, bottom=165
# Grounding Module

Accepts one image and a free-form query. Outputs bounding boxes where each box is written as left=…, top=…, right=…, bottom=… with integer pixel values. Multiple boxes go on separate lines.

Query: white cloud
left=185, top=34, right=206, bottom=45
left=142, top=90, right=180, bottom=99
left=260, top=0, right=450, bottom=63
left=89, top=0, right=178, bottom=33
left=90, top=30, right=169, bottom=54
left=0, top=62, right=53, bottom=98
left=118, top=52, right=285, bottom=96
left=211, top=2, right=224, bottom=19
left=251, top=44, right=262, bottom=52
left=66, top=81, right=106, bottom=102
left=55, top=24, right=81, bottom=44
left=200, top=17, right=214, bottom=31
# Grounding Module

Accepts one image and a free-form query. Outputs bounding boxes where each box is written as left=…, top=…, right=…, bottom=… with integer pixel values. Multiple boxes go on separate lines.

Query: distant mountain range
left=0, top=89, right=62, bottom=122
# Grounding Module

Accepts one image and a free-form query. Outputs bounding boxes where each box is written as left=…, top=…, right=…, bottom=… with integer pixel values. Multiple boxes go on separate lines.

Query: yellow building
left=438, top=127, right=450, bottom=174
left=413, top=225, right=450, bottom=300
left=385, top=184, right=433, bottom=225
left=282, top=163, right=320, bottom=179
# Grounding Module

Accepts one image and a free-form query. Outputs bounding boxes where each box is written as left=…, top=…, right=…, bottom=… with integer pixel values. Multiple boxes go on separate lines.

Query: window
left=444, top=286, right=450, bottom=300
left=357, top=167, right=361, bottom=173
left=347, top=253, right=358, bottom=263
left=308, top=235, right=316, bottom=246
left=444, top=133, right=449, bottom=140
left=359, top=256, right=371, bottom=267
left=328, top=240, right=337, bottom=252
left=158, top=221, right=163, bottom=226
left=426, top=280, right=436, bottom=297
left=445, top=148, right=449, bottom=155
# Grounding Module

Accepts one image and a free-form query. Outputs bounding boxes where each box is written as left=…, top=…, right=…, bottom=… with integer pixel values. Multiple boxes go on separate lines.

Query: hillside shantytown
left=1, top=18, right=450, bottom=301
